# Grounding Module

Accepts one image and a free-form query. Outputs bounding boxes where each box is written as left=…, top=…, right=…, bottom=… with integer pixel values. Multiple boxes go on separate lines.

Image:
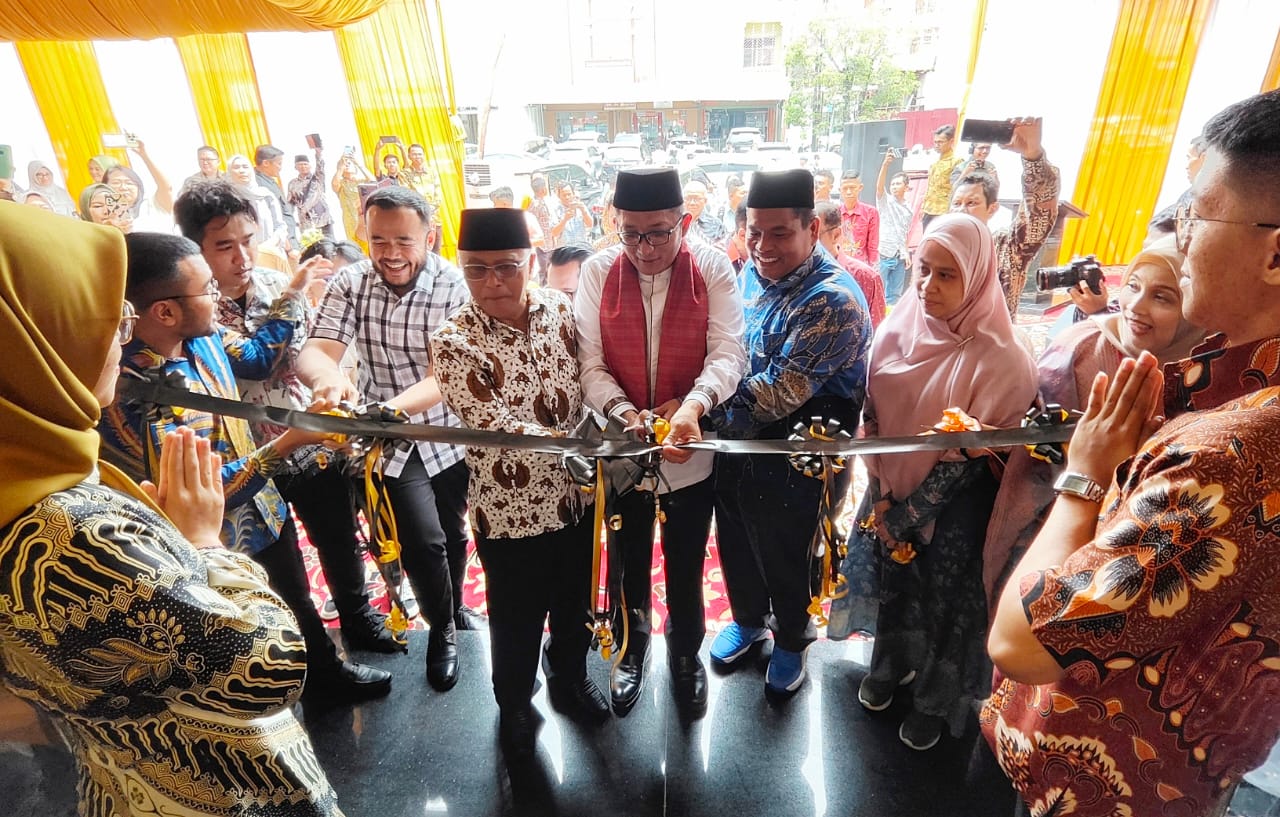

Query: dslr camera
left=1037, top=255, right=1104, bottom=295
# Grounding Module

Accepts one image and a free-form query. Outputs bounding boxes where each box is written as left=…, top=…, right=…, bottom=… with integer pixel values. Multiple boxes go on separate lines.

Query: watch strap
left=1054, top=471, right=1106, bottom=503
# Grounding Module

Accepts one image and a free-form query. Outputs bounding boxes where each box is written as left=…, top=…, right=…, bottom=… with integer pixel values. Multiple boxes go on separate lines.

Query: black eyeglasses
left=461, top=261, right=526, bottom=281
left=1174, top=202, right=1280, bottom=254
left=151, top=278, right=220, bottom=305
left=117, top=301, right=139, bottom=345
left=618, top=227, right=678, bottom=247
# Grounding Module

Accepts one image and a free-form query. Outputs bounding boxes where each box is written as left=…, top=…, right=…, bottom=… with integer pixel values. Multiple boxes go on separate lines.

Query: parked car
left=601, top=145, right=645, bottom=181
left=547, top=142, right=603, bottom=178
left=683, top=155, right=763, bottom=197
left=565, top=129, right=607, bottom=145
left=463, top=151, right=543, bottom=201
left=612, top=132, right=651, bottom=162
left=726, top=126, right=763, bottom=153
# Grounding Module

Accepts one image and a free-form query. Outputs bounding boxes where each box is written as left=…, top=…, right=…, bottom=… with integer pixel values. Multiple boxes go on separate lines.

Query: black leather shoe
left=454, top=603, right=488, bottom=631
left=609, top=647, right=649, bottom=717
left=426, top=621, right=459, bottom=691
left=548, top=674, right=610, bottom=724
left=498, top=704, right=541, bottom=761
left=670, top=654, right=708, bottom=717
left=303, top=660, right=392, bottom=706
left=341, top=606, right=405, bottom=654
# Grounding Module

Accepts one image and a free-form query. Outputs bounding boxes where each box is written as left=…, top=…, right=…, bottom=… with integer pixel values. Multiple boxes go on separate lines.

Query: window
left=910, top=28, right=938, bottom=55
left=586, top=0, right=635, bottom=63
left=743, top=22, right=782, bottom=68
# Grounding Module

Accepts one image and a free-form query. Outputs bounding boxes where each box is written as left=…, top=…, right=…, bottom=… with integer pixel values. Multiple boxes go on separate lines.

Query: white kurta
left=576, top=240, right=746, bottom=492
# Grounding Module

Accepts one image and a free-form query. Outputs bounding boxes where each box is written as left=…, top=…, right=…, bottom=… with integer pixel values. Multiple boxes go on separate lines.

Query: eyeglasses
left=461, top=261, right=526, bottom=281
left=618, top=227, right=678, bottom=247
left=1174, top=203, right=1280, bottom=253
left=117, top=301, right=139, bottom=345
left=151, top=278, right=220, bottom=305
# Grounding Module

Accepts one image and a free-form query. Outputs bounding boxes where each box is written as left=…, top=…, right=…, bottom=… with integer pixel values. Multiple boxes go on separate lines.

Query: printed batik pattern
left=0, top=481, right=341, bottom=816
left=982, top=385, right=1280, bottom=817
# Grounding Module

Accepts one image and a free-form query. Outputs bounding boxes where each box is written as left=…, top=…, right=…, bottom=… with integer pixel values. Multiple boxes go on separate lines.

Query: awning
left=0, top=0, right=384, bottom=41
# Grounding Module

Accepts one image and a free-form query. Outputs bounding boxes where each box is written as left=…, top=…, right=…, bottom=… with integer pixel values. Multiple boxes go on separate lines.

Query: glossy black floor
left=7, top=630, right=1280, bottom=816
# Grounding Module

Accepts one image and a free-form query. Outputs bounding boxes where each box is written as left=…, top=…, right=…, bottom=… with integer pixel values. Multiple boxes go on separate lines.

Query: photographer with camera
left=948, top=117, right=1061, bottom=318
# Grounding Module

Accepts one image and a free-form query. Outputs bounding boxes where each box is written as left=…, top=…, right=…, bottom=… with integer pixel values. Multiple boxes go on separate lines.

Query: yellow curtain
left=0, top=0, right=384, bottom=41
left=1264, top=27, right=1280, bottom=91
left=956, top=0, right=989, bottom=125
left=334, top=0, right=464, bottom=258
left=1059, top=0, right=1215, bottom=265
left=175, top=33, right=272, bottom=162
left=15, top=40, right=125, bottom=197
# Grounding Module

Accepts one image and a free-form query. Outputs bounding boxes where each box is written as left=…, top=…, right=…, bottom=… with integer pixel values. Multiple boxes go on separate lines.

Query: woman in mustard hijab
left=0, top=204, right=344, bottom=816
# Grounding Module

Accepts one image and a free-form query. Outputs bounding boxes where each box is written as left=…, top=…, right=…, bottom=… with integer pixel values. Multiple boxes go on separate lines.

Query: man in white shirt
left=576, top=167, right=746, bottom=718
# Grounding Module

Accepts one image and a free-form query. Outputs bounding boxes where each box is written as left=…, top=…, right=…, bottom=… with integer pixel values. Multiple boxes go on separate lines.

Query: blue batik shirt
left=100, top=317, right=299, bottom=555
left=712, top=248, right=871, bottom=439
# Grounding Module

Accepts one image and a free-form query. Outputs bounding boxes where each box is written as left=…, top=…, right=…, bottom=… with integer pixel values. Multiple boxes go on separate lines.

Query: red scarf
left=599, top=244, right=709, bottom=409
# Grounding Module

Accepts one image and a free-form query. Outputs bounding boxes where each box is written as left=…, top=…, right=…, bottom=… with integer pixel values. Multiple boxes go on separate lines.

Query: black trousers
left=609, top=477, right=713, bottom=659
left=250, top=516, right=340, bottom=670
left=275, top=466, right=370, bottom=621
left=375, top=451, right=470, bottom=629
left=713, top=454, right=823, bottom=653
left=475, top=514, right=594, bottom=709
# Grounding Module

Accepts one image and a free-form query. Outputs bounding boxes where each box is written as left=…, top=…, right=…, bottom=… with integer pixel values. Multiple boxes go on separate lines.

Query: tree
left=784, top=20, right=921, bottom=150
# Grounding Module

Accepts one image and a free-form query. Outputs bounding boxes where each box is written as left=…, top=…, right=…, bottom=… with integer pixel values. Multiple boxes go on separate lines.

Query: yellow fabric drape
left=1059, top=0, right=1215, bottom=265
left=15, top=41, right=125, bottom=198
left=956, top=0, right=989, bottom=125
left=1263, top=27, right=1280, bottom=91
left=334, top=0, right=464, bottom=258
left=175, top=33, right=272, bottom=162
left=0, top=0, right=384, bottom=41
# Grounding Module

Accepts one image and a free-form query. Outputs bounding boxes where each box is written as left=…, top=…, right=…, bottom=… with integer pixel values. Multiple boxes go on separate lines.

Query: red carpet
left=299, top=523, right=738, bottom=631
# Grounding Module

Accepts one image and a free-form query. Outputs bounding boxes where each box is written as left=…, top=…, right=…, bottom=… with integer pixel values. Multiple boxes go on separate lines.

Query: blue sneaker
left=765, top=646, right=807, bottom=694
left=710, top=622, right=769, bottom=666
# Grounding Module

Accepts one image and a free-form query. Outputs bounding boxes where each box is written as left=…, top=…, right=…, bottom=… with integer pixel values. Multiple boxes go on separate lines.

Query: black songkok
left=457, top=208, right=532, bottom=251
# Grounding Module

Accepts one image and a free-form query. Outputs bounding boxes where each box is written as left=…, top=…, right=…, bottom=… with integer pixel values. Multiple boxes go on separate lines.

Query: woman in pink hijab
left=827, top=213, right=1038, bottom=751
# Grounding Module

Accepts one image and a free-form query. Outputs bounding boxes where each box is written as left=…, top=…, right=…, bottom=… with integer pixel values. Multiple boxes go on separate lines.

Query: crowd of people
left=3, top=89, right=1280, bottom=817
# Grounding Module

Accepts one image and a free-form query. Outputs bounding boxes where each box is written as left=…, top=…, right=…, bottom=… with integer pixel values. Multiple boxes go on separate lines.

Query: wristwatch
left=1053, top=471, right=1106, bottom=503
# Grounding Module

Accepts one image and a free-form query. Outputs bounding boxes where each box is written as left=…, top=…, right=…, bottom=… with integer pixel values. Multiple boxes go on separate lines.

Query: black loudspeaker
left=842, top=119, right=907, bottom=204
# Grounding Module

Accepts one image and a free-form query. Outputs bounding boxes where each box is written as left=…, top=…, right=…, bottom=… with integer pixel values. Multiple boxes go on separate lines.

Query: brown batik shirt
left=982, top=334, right=1280, bottom=817
left=430, top=287, right=588, bottom=540
left=996, top=154, right=1061, bottom=317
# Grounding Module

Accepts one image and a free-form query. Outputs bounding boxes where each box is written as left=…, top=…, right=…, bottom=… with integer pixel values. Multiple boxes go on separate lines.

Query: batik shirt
left=430, top=289, right=587, bottom=540
left=839, top=200, right=879, bottom=265
left=100, top=322, right=297, bottom=555
left=982, top=334, right=1280, bottom=817
left=995, top=155, right=1061, bottom=316
left=310, top=258, right=468, bottom=478
left=216, top=269, right=320, bottom=474
left=712, top=248, right=871, bottom=439
left=922, top=152, right=967, bottom=216
left=0, top=476, right=341, bottom=816
left=286, top=157, right=331, bottom=231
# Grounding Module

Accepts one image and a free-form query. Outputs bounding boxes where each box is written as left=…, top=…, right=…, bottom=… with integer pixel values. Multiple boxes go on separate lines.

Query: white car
left=565, top=130, right=607, bottom=145
left=463, top=151, right=544, bottom=201
left=547, top=143, right=603, bottom=177
left=726, top=127, right=763, bottom=153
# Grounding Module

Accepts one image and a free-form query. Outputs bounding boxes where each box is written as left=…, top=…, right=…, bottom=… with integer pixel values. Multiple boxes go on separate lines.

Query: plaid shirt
left=310, top=257, right=469, bottom=478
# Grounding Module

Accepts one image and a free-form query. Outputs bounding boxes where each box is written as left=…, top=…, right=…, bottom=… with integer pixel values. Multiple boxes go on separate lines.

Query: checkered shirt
left=310, top=256, right=469, bottom=478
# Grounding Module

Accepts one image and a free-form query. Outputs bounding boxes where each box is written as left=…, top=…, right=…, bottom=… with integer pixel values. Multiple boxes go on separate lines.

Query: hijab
left=78, top=183, right=115, bottom=223
left=865, top=213, right=1038, bottom=502
left=102, top=165, right=147, bottom=218
left=25, top=161, right=77, bottom=217
left=0, top=204, right=161, bottom=527
left=1094, top=234, right=1204, bottom=364
left=89, top=155, right=121, bottom=182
